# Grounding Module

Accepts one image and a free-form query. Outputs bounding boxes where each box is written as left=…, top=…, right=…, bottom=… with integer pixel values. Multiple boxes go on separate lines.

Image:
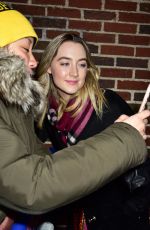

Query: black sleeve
left=34, top=119, right=50, bottom=143
left=104, top=89, right=134, bottom=116
left=34, top=117, right=66, bottom=151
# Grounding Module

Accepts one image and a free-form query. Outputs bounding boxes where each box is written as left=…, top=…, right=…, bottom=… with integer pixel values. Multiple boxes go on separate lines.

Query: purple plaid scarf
left=47, top=97, right=94, bottom=146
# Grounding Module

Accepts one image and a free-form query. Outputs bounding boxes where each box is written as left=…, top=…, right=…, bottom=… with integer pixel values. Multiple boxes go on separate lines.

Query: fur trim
left=0, top=53, right=45, bottom=116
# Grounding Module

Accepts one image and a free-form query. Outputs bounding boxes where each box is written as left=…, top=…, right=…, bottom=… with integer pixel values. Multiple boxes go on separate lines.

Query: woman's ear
left=47, top=67, right=52, bottom=74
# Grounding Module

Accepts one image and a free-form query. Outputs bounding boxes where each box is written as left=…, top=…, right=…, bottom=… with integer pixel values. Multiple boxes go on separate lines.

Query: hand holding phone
left=139, top=84, right=150, bottom=112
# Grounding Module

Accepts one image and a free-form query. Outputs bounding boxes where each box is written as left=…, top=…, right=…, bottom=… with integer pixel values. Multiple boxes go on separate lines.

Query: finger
left=138, top=110, right=150, bottom=120
left=143, top=134, right=147, bottom=140
left=144, top=119, right=148, bottom=125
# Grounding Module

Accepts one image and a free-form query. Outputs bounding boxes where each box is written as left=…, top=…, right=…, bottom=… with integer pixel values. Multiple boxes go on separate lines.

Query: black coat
left=36, top=89, right=133, bottom=149
left=36, top=89, right=150, bottom=230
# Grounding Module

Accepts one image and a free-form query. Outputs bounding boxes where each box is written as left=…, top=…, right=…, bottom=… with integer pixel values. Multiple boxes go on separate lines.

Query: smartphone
left=139, top=84, right=150, bottom=112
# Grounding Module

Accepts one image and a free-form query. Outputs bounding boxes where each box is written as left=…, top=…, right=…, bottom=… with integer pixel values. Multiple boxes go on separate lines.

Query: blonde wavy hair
left=37, top=33, right=106, bottom=127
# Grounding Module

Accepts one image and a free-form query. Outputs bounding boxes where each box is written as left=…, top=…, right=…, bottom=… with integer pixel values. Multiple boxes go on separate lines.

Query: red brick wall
left=5, top=0, right=150, bottom=150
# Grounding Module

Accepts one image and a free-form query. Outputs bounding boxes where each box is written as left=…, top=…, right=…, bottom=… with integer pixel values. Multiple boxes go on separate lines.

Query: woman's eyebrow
left=57, top=57, right=71, bottom=61
left=57, top=57, right=87, bottom=61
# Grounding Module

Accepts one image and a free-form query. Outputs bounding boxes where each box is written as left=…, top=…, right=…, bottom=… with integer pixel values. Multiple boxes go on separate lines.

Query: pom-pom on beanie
left=0, top=2, right=38, bottom=47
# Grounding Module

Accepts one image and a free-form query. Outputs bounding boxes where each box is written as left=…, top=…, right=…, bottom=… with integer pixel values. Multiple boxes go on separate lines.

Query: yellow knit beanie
left=0, top=2, right=38, bottom=47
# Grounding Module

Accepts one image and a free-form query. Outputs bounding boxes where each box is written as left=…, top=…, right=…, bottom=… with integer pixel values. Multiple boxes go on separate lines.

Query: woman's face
left=7, top=37, right=37, bottom=74
left=48, top=41, right=88, bottom=101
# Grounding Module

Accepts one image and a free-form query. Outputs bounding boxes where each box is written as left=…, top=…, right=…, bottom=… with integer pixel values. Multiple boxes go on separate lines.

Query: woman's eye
left=60, top=62, right=69, bottom=66
left=79, top=62, right=87, bottom=68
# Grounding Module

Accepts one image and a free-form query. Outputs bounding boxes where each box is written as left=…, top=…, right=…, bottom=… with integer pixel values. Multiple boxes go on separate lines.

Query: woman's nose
left=70, top=64, right=78, bottom=77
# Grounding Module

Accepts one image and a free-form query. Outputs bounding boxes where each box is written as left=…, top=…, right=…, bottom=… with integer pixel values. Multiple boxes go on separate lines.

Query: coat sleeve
left=0, top=117, right=147, bottom=215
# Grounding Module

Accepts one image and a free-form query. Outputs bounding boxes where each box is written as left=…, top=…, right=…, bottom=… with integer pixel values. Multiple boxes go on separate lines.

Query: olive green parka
left=0, top=54, right=147, bottom=222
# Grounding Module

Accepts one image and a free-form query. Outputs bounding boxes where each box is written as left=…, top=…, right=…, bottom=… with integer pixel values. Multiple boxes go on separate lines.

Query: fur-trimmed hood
left=0, top=53, right=46, bottom=117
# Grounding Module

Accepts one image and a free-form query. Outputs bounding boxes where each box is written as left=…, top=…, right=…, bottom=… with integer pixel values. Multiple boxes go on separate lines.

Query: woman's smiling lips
left=65, top=80, right=78, bottom=85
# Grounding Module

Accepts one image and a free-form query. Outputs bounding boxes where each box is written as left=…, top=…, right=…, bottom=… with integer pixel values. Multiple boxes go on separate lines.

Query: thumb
left=138, top=110, right=150, bottom=120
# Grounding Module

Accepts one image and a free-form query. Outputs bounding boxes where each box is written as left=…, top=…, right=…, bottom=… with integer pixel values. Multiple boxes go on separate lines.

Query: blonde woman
left=36, top=33, right=150, bottom=230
